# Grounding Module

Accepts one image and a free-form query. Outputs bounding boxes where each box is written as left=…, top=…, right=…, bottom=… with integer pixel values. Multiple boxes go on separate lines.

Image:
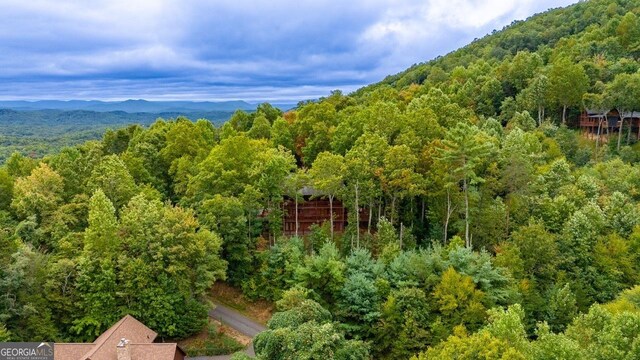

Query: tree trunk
left=354, top=181, right=360, bottom=248
left=368, top=199, right=373, bottom=234
left=562, top=105, right=567, bottom=125
left=329, top=195, right=334, bottom=240
left=421, top=198, right=425, bottom=225
left=295, top=196, right=299, bottom=237
left=595, top=119, right=602, bottom=162
left=628, top=117, right=633, bottom=145
left=463, top=177, right=470, bottom=248
left=444, top=188, right=452, bottom=244
left=505, top=201, right=510, bottom=239
left=399, top=222, right=404, bottom=249
left=617, top=116, right=625, bottom=151
left=538, top=104, right=543, bottom=126
left=390, top=196, right=396, bottom=225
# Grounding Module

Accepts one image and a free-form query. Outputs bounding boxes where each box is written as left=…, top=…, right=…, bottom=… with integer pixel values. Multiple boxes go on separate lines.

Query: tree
left=102, top=125, right=139, bottom=155
left=582, top=91, right=610, bottom=158
left=248, top=114, right=272, bottom=139
left=528, top=74, right=550, bottom=125
left=545, top=283, right=578, bottom=333
left=336, top=272, right=381, bottom=338
left=72, top=189, right=120, bottom=339
left=345, top=133, right=387, bottom=233
left=73, top=256, right=119, bottom=340
left=380, top=144, right=424, bottom=225
left=87, top=155, right=137, bottom=211
left=416, top=305, right=528, bottom=360
left=616, top=12, right=640, bottom=53
left=254, top=238, right=305, bottom=300
left=374, top=287, right=431, bottom=359
left=0, top=169, right=13, bottom=211
left=510, top=221, right=559, bottom=283
left=507, top=51, right=543, bottom=92
left=83, top=189, right=118, bottom=255
left=4, top=152, right=37, bottom=178
left=11, top=163, right=64, bottom=226
left=117, top=195, right=226, bottom=338
left=199, top=195, right=251, bottom=285
left=564, top=304, right=640, bottom=359
left=606, top=72, right=640, bottom=150
left=255, top=291, right=369, bottom=360
left=159, top=118, right=215, bottom=197
left=436, top=123, right=493, bottom=247
left=256, top=102, right=283, bottom=123
left=229, top=110, right=252, bottom=131
left=548, top=58, right=589, bottom=124
left=283, top=170, right=308, bottom=238
left=271, top=117, right=295, bottom=153
left=309, top=152, right=345, bottom=240
left=432, top=267, right=487, bottom=340
left=295, top=242, right=345, bottom=307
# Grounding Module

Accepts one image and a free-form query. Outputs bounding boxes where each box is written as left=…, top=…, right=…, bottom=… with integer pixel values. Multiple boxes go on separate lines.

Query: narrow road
left=187, top=303, right=267, bottom=360
left=209, top=303, right=266, bottom=337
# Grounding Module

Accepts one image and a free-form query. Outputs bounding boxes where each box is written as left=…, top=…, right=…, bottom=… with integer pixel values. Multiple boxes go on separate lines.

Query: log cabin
left=281, top=187, right=369, bottom=237
left=580, top=108, right=640, bottom=141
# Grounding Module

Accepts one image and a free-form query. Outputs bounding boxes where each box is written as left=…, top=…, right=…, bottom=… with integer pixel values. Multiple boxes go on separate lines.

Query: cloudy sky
left=0, top=0, right=578, bottom=102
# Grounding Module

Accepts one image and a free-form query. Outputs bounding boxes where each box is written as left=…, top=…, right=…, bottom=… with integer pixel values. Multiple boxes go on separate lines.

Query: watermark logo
left=0, top=343, right=53, bottom=360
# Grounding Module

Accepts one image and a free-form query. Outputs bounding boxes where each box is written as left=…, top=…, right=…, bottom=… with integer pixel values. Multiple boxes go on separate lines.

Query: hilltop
left=348, top=0, right=639, bottom=125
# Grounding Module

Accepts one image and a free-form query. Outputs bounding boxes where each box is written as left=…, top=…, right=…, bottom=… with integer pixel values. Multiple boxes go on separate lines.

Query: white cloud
left=358, top=0, right=578, bottom=78
left=0, top=0, right=579, bottom=100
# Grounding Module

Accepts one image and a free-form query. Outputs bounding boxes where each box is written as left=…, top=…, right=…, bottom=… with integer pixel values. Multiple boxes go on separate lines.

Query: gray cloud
left=0, top=0, right=577, bottom=101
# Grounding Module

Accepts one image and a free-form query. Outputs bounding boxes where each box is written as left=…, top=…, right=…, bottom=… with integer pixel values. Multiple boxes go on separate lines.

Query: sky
left=0, top=0, right=578, bottom=102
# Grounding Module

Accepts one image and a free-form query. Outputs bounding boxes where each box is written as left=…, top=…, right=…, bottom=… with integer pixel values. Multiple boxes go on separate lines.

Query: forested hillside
left=0, top=108, right=238, bottom=163
left=2, top=0, right=640, bottom=359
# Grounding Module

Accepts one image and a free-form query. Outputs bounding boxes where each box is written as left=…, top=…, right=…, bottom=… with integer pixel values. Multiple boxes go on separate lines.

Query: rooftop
left=54, top=315, right=185, bottom=360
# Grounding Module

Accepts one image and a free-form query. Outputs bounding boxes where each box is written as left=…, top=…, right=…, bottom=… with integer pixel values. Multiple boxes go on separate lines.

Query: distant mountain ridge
left=0, top=108, right=237, bottom=135
left=0, top=99, right=261, bottom=113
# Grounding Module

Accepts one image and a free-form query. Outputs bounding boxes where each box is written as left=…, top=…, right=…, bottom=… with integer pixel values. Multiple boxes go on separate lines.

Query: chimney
left=116, top=338, right=131, bottom=360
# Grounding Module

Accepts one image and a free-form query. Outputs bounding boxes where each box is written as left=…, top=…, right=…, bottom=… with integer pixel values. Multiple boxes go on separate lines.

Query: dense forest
left=0, top=108, right=239, bottom=163
left=2, top=0, right=640, bottom=359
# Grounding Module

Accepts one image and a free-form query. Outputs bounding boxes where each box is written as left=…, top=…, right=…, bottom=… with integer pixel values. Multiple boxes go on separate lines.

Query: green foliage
left=255, top=297, right=369, bottom=360
left=432, top=267, right=487, bottom=339
left=4, top=1, right=640, bottom=356
left=87, top=155, right=137, bottom=211
left=182, top=321, right=244, bottom=357
left=295, top=242, right=345, bottom=308
left=374, top=287, right=431, bottom=359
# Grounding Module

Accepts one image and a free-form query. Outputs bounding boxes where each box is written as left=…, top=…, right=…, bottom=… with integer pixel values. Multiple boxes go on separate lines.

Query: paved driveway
left=187, top=303, right=267, bottom=360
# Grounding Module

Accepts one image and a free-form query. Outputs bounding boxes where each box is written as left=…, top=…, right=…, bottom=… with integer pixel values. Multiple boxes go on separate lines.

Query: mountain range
left=0, top=99, right=296, bottom=113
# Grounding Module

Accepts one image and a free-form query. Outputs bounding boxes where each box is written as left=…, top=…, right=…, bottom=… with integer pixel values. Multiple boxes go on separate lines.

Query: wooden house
left=281, top=187, right=369, bottom=237
left=580, top=108, right=640, bottom=140
left=55, top=315, right=186, bottom=360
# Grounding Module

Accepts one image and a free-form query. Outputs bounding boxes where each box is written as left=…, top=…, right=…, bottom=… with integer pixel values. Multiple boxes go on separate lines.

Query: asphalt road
left=187, top=303, right=267, bottom=360
left=209, top=303, right=266, bottom=337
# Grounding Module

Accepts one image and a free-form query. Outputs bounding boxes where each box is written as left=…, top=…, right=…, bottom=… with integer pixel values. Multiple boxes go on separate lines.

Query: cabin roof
left=620, top=111, right=640, bottom=118
left=585, top=109, right=640, bottom=118
left=585, top=108, right=609, bottom=117
left=54, top=315, right=183, bottom=360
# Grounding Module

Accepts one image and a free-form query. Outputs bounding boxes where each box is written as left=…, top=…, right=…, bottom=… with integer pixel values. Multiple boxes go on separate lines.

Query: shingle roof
left=130, top=343, right=185, bottom=360
left=54, top=343, right=94, bottom=360
left=585, top=108, right=609, bottom=117
left=54, top=315, right=183, bottom=360
left=620, top=111, right=640, bottom=118
left=79, top=315, right=157, bottom=360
